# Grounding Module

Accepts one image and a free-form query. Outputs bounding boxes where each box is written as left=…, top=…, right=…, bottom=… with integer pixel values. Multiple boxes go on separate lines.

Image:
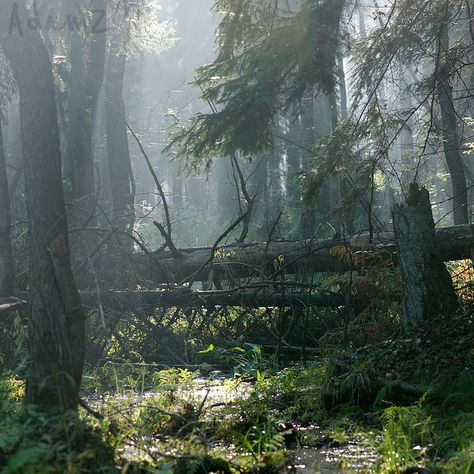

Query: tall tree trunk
left=393, top=183, right=458, bottom=329
left=337, top=55, right=348, bottom=121
left=286, top=107, right=302, bottom=207
left=300, top=93, right=316, bottom=238
left=64, top=35, right=95, bottom=227
left=4, top=99, right=23, bottom=222
left=247, top=154, right=268, bottom=238
left=170, top=159, right=183, bottom=208
left=399, top=70, right=415, bottom=192
left=0, top=0, right=85, bottom=411
left=437, top=17, right=469, bottom=225
left=105, top=42, right=135, bottom=259
left=64, top=3, right=106, bottom=229
left=215, top=157, right=237, bottom=221
left=0, top=120, right=13, bottom=297
left=336, top=57, right=355, bottom=233
left=0, top=120, right=16, bottom=364
left=327, top=89, right=340, bottom=232
left=63, top=4, right=106, bottom=286
left=300, top=91, right=336, bottom=238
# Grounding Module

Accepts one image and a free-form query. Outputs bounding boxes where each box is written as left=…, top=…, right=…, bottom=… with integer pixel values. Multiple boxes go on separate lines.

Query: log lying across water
left=132, top=224, right=474, bottom=284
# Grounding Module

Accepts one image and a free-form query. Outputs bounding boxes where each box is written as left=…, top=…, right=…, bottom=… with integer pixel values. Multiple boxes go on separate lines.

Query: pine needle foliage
left=167, top=0, right=345, bottom=170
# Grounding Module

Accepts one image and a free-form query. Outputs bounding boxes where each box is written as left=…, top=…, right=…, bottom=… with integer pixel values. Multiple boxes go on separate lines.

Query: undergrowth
left=0, top=311, right=473, bottom=473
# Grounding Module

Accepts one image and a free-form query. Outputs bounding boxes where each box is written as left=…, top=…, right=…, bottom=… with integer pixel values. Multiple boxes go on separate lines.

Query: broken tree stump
left=392, top=183, right=458, bottom=329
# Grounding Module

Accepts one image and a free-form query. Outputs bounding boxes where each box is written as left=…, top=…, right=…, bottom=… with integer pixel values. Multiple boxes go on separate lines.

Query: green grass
left=378, top=373, right=474, bottom=473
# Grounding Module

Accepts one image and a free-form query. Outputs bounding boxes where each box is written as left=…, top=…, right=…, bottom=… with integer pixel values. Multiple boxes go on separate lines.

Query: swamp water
left=85, top=372, right=379, bottom=472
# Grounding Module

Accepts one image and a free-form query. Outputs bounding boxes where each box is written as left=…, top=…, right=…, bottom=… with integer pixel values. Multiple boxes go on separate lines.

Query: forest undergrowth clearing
left=1, top=311, right=473, bottom=473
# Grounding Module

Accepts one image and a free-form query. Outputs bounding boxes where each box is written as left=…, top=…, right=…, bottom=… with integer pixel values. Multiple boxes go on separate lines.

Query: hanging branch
left=184, top=212, right=248, bottom=287
left=230, top=155, right=256, bottom=243
left=265, top=210, right=284, bottom=254
left=125, top=120, right=179, bottom=256
left=153, top=220, right=181, bottom=258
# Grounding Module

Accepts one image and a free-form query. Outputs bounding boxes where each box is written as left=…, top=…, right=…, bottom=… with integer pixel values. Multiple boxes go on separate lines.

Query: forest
left=0, top=0, right=473, bottom=472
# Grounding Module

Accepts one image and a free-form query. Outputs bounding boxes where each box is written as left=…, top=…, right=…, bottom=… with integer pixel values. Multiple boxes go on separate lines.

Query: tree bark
left=0, top=0, right=85, bottom=411
left=393, top=183, right=458, bottom=329
left=0, top=120, right=13, bottom=297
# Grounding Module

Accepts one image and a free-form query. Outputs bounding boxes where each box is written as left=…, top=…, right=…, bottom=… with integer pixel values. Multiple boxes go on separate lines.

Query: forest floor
left=0, top=311, right=473, bottom=473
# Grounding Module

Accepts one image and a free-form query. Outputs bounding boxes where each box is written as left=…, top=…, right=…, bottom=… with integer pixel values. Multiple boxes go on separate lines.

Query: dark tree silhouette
left=0, top=0, right=85, bottom=411
left=0, top=120, right=13, bottom=298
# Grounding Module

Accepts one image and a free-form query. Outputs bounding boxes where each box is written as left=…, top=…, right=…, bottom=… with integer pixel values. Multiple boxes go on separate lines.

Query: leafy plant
left=380, top=405, right=434, bottom=472
left=198, top=343, right=266, bottom=378
left=238, top=422, right=288, bottom=459
left=320, top=356, right=380, bottom=410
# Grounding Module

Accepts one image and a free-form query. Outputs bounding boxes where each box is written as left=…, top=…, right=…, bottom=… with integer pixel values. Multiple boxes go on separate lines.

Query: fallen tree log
left=76, top=289, right=344, bottom=309
left=15, top=289, right=344, bottom=309
left=0, top=297, right=27, bottom=314
left=129, top=224, right=474, bottom=284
